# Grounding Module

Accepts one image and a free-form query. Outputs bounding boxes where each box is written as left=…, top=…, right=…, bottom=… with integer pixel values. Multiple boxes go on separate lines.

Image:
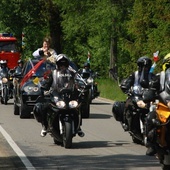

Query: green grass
left=97, top=78, right=126, bottom=101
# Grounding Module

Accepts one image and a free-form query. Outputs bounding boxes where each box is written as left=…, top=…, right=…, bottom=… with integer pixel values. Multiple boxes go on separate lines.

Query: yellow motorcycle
left=151, top=102, right=170, bottom=170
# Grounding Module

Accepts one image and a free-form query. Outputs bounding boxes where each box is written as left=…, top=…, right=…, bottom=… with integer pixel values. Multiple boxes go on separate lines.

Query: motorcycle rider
left=120, top=56, right=154, bottom=132
left=12, top=59, right=24, bottom=98
left=33, top=54, right=84, bottom=137
left=145, top=53, right=170, bottom=156
left=79, top=62, right=99, bottom=98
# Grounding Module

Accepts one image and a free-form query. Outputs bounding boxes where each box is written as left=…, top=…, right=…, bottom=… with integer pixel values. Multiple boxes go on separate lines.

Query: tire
left=0, top=97, right=4, bottom=104
left=3, top=87, right=8, bottom=105
left=63, top=121, right=72, bottom=148
left=20, top=102, right=31, bottom=118
left=89, top=89, right=92, bottom=103
left=81, top=103, right=90, bottom=118
left=53, top=138, right=63, bottom=145
left=14, top=102, right=19, bottom=115
left=162, top=164, right=170, bottom=170
left=132, top=136, right=142, bottom=144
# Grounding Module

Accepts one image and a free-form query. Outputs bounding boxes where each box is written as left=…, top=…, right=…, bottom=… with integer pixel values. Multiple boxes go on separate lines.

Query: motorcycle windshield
left=0, top=68, right=8, bottom=78
left=132, top=85, right=143, bottom=95
left=53, top=69, right=75, bottom=93
left=81, top=69, right=91, bottom=78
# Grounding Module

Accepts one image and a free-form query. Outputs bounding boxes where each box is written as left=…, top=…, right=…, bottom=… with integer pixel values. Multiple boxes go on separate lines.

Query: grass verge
left=97, top=78, right=126, bottom=101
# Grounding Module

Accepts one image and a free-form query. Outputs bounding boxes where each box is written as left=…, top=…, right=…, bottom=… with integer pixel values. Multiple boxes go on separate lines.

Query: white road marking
left=0, top=125, right=36, bottom=170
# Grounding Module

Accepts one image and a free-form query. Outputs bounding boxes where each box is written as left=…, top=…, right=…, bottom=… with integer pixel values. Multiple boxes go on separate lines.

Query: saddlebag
left=112, top=101, right=125, bottom=122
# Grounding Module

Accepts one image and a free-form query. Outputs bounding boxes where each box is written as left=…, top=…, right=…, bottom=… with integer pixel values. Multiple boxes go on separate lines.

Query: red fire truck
left=0, top=33, right=21, bottom=69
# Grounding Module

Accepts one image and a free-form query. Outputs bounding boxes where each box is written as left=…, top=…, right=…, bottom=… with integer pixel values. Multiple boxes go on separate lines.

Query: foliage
left=0, top=0, right=169, bottom=80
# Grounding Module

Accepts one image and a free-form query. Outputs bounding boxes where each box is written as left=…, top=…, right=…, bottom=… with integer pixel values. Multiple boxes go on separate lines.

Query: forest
left=0, top=0, right=169, bottom=79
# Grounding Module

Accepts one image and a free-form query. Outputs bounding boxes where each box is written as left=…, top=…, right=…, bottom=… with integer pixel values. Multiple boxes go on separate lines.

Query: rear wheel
left=63, top=121, right=72, bottom=148
left=14, top=102, right=19, bottom=115
left=81, top=103, right=90, bottom=118
left=53, top=138, right=63, bottom=145
left=132, top=136, right=142, bottom=144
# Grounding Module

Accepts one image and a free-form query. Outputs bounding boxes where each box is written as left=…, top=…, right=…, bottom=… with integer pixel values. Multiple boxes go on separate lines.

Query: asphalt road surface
left=0, top=98, right=161, bottom=170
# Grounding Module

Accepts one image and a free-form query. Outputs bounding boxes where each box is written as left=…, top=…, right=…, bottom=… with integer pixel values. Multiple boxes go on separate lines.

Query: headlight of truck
left=69, top=100, right=78, bottom=108
left=2, top=78, right=8, bottom=83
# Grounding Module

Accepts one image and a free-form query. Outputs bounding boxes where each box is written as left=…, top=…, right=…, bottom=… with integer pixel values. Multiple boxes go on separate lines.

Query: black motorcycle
left=80, top=69, right=100, bottom=103
left=112, top=86, right=149, bottom=145
left=34, top=74, right=90, bottom=148
left=0, top=68, right=13, bottom=104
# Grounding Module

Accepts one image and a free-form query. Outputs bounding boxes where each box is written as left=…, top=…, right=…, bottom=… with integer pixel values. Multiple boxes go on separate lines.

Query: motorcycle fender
left=164, top=154, right=170, bottom=165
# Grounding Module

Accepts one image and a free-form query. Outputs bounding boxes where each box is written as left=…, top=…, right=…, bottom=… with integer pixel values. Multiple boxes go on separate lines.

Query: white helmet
left=0, top=60, right=7, bottom=64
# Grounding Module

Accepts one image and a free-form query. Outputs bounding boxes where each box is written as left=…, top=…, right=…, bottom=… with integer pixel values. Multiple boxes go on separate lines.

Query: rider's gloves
left=137, top=100, right=146, bottom=108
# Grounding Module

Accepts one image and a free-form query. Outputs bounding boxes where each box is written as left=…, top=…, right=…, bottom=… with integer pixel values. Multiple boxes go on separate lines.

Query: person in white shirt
left=32, top=37, right=57, bottom=60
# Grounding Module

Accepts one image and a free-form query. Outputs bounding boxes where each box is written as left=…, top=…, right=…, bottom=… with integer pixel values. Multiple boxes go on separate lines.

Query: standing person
left=32, top=37, right=57, bottom=60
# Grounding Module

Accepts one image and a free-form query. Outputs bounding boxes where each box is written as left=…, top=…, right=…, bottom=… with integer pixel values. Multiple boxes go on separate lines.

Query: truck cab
left=0, top=33, right=21, bottom=69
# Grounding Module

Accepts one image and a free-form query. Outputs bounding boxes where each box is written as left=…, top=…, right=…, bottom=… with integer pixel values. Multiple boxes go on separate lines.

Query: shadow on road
left=91, top=102, right=112, bottom=105
left=89, top=113, right=112, bottom=119
left=0, top=153, right=159, bottom=170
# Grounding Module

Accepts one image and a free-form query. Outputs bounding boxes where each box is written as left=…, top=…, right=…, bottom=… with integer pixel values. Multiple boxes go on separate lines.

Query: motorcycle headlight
left=87, top=77, right=93, bottom=84
left=2, top=78, right=8, bottom=83
left=69, top=100, right=78, bottom=108
left=56, top=101, right=66, bottom=109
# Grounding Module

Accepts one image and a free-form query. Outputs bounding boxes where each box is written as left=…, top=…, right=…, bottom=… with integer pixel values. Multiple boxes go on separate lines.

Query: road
left=0, top=98, right=161, bottom=170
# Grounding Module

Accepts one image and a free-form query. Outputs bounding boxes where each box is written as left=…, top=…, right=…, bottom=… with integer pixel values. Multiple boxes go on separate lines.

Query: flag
left=20, top=59, right=44, bottom=87
left=87, top=51, right=91, bottom=63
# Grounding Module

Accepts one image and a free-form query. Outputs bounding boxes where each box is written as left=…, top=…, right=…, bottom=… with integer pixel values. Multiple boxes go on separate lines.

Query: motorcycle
left=80, top=69, right=100, bottom=103
left=112, top=85, right=149, bottom=145
left=147, top=101, right=170, bottom=170
left=34, top=74, right=90, bottom=148
left=0, top=68, right=13, bottom=104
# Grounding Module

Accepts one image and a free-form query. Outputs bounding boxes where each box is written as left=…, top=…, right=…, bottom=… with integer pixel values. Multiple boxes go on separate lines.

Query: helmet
left=84, top=62, right=90, bottom=68
left=0, top=60, right=7, bottom=67
left=18, top=59, right=23, bottom=64
left=162, top=53, right=170, bottom=71
left=0, top=60, right=7, bottom=64
left=56, top=54, right=69, bottom=68
left=137, top=56, right=152, bottom=67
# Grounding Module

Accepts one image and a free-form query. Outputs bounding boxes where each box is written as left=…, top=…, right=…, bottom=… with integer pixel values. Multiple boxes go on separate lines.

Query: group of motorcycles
left=0, top=58, right=100, bottom=149
left=110, top=74, right=170, bottom=169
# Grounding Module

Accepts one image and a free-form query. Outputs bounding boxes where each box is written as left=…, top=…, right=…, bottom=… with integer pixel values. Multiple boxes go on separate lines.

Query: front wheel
left=3, top=86, right=8, bottom=105
left=63, top=121, right=73, bottom=148
left=162, top=164, right=170, bottom=170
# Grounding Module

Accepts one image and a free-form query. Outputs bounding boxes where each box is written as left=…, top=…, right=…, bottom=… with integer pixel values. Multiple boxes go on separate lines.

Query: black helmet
left=84, top=62, right=90, bottom=68
left=56, top=54, right=69, bottom=68
left=137, top=56, right=152, bottom=72
left=18, top=59, right=23, bottom=64
left=137, top=56, right=152, bottom=67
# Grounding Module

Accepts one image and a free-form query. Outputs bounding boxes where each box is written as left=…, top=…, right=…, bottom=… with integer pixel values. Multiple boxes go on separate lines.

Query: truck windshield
left=0, top=41, right=18, bottom=52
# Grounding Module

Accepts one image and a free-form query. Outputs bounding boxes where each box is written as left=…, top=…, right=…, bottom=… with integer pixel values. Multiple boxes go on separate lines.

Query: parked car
left=13, top=59, right=55, bottom=118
